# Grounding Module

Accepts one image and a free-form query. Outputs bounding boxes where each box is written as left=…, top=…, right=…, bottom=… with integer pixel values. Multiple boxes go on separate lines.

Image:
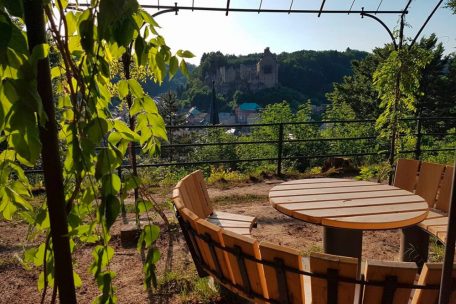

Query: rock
left=120, top=223, right=141, bottom=248
left=321, top=157, right=358, bottom=174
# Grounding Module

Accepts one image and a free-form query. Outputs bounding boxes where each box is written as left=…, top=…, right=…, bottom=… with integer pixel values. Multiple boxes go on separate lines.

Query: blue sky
left=147, top=0, right=456, bottom=64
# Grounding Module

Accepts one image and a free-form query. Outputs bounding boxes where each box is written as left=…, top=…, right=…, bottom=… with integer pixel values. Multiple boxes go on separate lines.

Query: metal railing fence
left=24, top=116, right=455, bottom=176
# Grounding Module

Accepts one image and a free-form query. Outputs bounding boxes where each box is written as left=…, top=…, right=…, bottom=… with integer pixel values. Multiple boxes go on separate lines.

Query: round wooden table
left=269, top=178, right=429, bottom=259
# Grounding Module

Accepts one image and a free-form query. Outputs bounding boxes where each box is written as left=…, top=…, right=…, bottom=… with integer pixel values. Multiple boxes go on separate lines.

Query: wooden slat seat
left=173, top=170, right=257, bottom=235
left=411, top=263, right=456, bottom=304
left=363, top=260, right=417, bottom=304
left=309, top=253, right=358, bottom=304
left=259, top=241, right=305, bottom=304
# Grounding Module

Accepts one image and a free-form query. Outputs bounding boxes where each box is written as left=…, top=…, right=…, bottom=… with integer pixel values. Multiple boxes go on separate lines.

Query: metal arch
left=361, top=11, right=399, bottom=50
left=151, top=3, right=178, bottom=17
left=409, top=0, right=444, bottom=48
left=318, top=0, right=327, bottom=17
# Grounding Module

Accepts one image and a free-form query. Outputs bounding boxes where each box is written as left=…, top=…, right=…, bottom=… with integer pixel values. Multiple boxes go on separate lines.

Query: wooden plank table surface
left=269, top=178, right=429, bottom=259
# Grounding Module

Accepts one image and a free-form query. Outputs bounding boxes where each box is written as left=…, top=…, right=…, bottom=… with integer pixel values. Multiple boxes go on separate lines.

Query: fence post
left=414, top=115, right=422, bottom=160
left=277, top=123, right=284, bottom=176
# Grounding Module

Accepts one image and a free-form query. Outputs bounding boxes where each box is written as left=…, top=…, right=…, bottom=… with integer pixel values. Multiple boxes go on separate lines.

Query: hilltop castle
left=212, top=47, right=279, bottom=93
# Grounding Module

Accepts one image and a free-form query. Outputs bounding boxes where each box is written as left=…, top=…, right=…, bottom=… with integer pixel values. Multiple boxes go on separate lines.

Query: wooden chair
left=173, top=170, right=257, bottom=235
left=221, top=229, right=268, bottom=301
left=309, top=252, right=358, bottom=304
left=394, top=159, right=420, bottom=192
left=259, top=241, right=305, bottom=304
left=415, top=162, right=445, bottom=208
left=363, top=260, right=417, bottom=304
left=411, top=263, right=456, bottom=304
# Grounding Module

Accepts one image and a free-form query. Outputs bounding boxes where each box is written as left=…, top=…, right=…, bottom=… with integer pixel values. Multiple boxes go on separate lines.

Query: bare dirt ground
left=0, top=180, right=411, bottom=304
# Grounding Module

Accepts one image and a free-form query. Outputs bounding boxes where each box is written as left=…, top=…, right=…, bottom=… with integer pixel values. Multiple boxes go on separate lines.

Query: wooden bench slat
left=195, top=219, right=234, bottom=283
left=411, top=263, right=456, bottom=304
left=221, top=230, right=268, bottom=300
left=207, top=218, right=252, bottom=228
left=309, top=253, right=358, bottom=304
left=418, top=211, right=448, bottom=230
left=260, top=241, right=305, bottom=304
left=435, top=166, right=454, bottom=213
left=222, top=227, right=251, bottom=235
left=416, top=162, right=445, bottom=208
left=363, top=260, right=417, bottom=304
left=189, top=171, right=213, bottom=218
left=209, top=211, right=256, bottom=223
left=394, top=159, right=420, bottom=192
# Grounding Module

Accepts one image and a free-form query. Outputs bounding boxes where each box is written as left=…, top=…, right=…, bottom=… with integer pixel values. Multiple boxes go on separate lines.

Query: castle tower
left=257, top=47, right=279, bottom=89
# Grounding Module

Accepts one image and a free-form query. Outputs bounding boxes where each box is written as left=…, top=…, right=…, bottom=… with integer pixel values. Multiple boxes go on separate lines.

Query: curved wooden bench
left=173, top=170, right=257, bottom=235
left=395, top=159, right=454, bottom=266
left=395, top=160, right=453, bottom=244
left=174, top=204, right=453, bottom=303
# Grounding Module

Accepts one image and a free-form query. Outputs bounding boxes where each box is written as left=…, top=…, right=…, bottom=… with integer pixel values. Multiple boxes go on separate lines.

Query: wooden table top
left=269, top=178, right=429, bottom=230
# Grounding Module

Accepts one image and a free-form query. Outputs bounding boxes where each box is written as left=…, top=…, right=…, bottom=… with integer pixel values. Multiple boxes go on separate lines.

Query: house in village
left=235, top=102, right=262, bottom=124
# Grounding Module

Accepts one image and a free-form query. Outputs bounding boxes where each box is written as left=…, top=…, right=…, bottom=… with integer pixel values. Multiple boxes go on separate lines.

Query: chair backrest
left=259, top=241, right=305, bottom=304
left=411, top=263, right=456, bottom=304
left=175, top=170, right=213, bottom=218
left=195, top=219, right=234, bottom=283
left=363, top=260, right=417, bottom=304
left=394, top=159, right=420, bottom=192
left=435, top=166, right=454, bottom=213
left=416, top=162, right=445, bottom=208
left=309, top=252, right=358, bottom=304
left=221, top=230, right=268, bottom=300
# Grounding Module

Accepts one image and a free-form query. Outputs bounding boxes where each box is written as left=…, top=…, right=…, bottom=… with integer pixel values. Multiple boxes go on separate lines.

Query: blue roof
left=239, top=103, right=261, bottom=111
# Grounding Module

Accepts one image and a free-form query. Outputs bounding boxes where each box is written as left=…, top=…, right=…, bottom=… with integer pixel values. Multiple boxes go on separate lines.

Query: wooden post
left=277, top=123, right=284, bottom=176
left=122, top=51, right=139, bottom=224
left=22, top=1, right=77, bottom=302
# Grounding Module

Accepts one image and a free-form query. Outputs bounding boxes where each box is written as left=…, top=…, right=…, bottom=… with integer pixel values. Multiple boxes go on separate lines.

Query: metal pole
left=277, top=123, right=284, bottom=176
left=438, top=159, right=456, bottom=304
left=388, top=14, right=405, bottom=185
left=415, top=113, right=422, bottom=160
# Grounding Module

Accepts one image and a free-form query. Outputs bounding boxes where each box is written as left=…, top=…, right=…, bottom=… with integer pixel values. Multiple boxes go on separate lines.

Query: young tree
left=0, top=1, right=191, bottom=302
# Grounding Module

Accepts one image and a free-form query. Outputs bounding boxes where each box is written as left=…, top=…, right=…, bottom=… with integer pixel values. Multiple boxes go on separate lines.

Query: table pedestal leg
left=323, top=227, right=362, bottom=259
left=400, top=226, right=429, bottom=268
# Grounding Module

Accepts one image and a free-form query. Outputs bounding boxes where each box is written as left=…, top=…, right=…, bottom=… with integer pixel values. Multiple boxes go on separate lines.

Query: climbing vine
left=0, top=0, right=192, bottom=302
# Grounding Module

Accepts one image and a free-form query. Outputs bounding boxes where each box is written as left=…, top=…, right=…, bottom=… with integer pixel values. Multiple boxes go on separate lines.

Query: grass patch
left=301, top=244, right=323, bottom=256
left=158, top=270, right=220, bottom=303
left=212, top=194, right=268, bottom=206
left=429, top=237, right=445, bottom=262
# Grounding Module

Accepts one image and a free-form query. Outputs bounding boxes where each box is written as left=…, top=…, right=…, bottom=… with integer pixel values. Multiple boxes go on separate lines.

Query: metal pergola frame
left=69, top=1, right=456, bottom=302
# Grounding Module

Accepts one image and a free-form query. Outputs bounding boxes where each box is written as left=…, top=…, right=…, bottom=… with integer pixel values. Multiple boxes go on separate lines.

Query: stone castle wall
left=213, top=48, right=279, bottom=93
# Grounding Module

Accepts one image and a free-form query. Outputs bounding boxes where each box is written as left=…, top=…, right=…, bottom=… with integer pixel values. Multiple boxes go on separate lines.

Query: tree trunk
left=22, top=1, right=77, bottom=303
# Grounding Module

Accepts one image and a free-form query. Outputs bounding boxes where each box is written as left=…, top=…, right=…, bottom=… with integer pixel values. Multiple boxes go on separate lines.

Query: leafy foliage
left=0, top=1, right=193, bottom=302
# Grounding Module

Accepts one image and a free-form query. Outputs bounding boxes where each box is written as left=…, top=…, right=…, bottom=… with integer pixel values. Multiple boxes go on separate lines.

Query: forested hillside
left=178, top=48, right=368, bottom=112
